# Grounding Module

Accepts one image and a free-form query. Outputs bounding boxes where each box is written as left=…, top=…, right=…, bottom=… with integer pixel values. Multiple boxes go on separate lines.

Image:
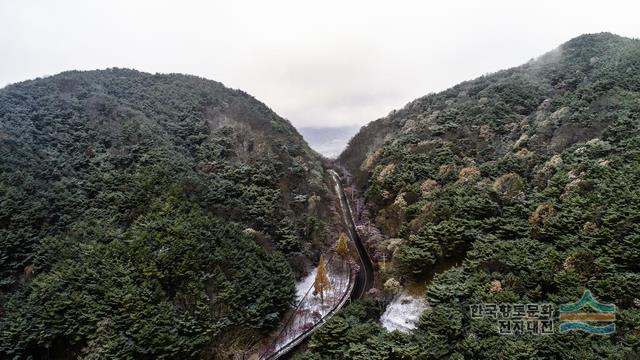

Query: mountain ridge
left=0, top=68, right=336, bottom=358
left=338, top=32, right=639, bottom=183
left=296, top=32, right=640, bottom=359
left=1, top=32, right=640, bottom=359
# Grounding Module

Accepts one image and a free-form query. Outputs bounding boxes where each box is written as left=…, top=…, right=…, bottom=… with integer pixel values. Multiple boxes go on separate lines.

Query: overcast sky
left=1, top=0, right=639, bottom=128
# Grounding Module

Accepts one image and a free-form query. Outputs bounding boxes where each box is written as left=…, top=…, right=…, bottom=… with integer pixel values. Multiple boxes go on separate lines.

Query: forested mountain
left=2, top=33, right=640, bottom=360
left=297, top=33, right=640, bottom=358
left=0, top=69, right=332, bottom=358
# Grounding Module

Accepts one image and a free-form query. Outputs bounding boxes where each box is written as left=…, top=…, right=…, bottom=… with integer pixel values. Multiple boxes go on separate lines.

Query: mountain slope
left=341, top=33, right=640, bottom=184
left=0, top=69, right=331, bottom=358
left=303, top=33, right=640, bottom=359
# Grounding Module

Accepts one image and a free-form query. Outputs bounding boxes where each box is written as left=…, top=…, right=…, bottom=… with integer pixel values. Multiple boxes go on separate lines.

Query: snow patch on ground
left=380, top=291, right=428, bottom=333
left=295, top=268, right=317, bottom=301
left=268, top=260, right=351, bottom=355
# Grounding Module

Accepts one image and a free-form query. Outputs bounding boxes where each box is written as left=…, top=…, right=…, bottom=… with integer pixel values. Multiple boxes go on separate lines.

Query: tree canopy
left=311, top=33, right=640, bottom=359
left=0, top=69, right=330, bottom=358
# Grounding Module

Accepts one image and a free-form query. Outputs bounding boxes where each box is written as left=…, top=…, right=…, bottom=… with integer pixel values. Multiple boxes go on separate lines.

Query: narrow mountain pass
left=260, top=169, right=375, bottom=360
left=328, top=169, right=374, bottom=300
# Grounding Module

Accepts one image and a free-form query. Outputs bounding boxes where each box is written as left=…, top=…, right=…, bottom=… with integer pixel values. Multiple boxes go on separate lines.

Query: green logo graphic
left=559, top=290, right=616, bottom=334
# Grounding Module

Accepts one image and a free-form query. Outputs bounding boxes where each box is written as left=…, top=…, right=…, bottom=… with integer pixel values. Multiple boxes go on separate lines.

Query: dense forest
left=2, top=32, right=640, bottom=360
left=0, top=69, right=334, bottom=358
left=292, top=33, right=640, bottom=359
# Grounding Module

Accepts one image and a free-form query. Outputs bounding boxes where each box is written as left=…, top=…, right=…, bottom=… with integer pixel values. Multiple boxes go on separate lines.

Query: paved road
left=261, top=170, right=374, bottom=360
left=328, top=169, right=374, bottom=299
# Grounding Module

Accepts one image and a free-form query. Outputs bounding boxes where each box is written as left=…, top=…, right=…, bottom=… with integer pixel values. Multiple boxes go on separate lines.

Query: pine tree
left=314, top=255, right=331, bottom=304
left=336, top=232, right=349, bottom=258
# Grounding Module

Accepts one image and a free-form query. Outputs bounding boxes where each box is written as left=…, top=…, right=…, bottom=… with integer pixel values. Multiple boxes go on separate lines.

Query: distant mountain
left=298, top=125, right=360, bottom=158
left=0, top=69, right=333, bottom=358
left=298, top=33, right=640, bottom=359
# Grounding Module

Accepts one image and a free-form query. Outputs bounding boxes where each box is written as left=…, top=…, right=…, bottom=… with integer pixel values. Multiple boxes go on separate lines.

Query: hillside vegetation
left=301, top=33, right=640, bottom=359
left=0, top=69, right=331, bottom=358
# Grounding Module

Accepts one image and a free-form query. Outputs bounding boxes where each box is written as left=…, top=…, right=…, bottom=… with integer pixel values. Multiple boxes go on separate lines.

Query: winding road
left=328, top=169, right=374, bottom=300
left=260, top=169, right=374, bottom=359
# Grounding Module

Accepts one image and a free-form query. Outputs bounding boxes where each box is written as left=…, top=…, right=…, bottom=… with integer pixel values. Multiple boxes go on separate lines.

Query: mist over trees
left=1, top=32, right=639, bottom=360
left=299, top=33, right=640, bottom=359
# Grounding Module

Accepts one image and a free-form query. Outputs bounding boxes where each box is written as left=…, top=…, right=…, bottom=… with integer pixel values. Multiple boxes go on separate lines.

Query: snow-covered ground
left=295, top=268, right=317, bottom=301
left=380, top=291, right=428, bottom=333
left=265, top=258, right=351, bottom=356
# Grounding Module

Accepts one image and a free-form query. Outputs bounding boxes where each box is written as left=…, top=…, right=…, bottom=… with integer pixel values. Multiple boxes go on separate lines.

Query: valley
left=1, top=32, right=640, bottom=360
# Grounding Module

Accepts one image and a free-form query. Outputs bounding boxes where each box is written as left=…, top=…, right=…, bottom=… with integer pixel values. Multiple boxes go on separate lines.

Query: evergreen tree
left=0, top=69, right=326, bottom=358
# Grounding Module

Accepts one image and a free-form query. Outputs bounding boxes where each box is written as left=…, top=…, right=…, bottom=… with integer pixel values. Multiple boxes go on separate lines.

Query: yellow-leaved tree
left=313, top=255, right=331, bottom=304
left=336, top=232, right=349, bottom=259
left=335, top=232, right=349, bottom=274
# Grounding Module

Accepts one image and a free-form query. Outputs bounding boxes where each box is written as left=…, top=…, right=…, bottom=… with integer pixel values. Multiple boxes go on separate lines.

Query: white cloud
left=1, top=0, right=639, bottom=127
